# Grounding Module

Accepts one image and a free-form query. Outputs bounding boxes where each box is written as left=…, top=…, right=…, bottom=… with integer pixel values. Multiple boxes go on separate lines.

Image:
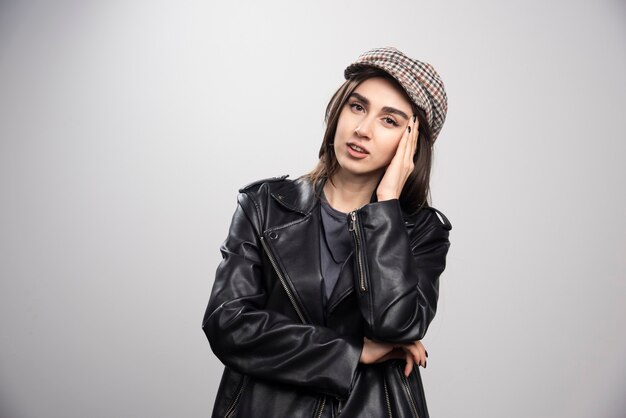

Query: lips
left=347, top=142, right=369, bottom=154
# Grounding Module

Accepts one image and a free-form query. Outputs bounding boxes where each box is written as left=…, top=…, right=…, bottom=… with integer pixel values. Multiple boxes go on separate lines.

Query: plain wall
left=1, top=0, right=625, bottom=417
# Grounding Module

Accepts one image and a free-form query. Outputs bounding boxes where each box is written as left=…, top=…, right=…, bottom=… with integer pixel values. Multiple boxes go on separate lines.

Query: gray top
left=319, top=191, right=353, bottom=306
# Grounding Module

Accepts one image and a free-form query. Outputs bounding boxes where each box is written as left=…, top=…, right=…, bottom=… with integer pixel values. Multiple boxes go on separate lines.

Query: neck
left=323, top=168, right=382, bottom=213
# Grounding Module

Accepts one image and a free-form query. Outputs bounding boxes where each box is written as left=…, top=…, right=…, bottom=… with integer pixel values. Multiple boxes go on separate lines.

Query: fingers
left=398, top=121, right=410, bottom=159
left=412, top=340, right=427, bottom=368
left=395, top=115, right=417, bottom=175
left=401, top=341, right=427, bottom=377
left=403, top=349, right=413, bottom=377
left=411, top=115, right=419, bottom=159
left=418, top=341, right=427, bottom=368
left=405, top=115, right=418, bottom=167
left=378, top=114, right=417, bottom=201
left=401, top=120, right=411, bottom=163
left=366, top=338, right=429, bottom=377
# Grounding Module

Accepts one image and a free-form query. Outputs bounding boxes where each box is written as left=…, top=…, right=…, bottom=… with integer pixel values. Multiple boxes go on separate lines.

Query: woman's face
left=333, top=76, right=413, bottom=179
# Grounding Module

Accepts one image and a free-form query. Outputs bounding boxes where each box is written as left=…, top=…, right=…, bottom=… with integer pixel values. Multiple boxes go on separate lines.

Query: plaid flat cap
left=345, top=47, right=448, bottom=141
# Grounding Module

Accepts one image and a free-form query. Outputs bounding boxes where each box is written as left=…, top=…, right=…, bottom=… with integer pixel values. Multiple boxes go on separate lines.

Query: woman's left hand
left=376, top=115, right=419, bottom=201
left=374, top=340, right=428, bottom=377
left=400, top=340, right=428, bottom=377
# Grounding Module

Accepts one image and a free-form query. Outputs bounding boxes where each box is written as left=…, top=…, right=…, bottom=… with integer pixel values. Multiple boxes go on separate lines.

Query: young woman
left=203, top=47, right=452, bottom=418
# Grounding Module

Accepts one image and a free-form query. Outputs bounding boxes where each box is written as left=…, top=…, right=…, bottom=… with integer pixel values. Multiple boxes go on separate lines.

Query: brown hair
left=304, top=67, right=435, bottom=215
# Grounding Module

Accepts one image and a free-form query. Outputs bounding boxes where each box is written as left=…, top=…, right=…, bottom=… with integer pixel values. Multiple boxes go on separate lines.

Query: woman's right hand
left=360, top=337, right=428, bottom=377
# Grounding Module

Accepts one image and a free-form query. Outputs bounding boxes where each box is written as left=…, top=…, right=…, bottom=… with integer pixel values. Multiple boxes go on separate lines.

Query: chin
left=336, top=157, right=384, bottom=177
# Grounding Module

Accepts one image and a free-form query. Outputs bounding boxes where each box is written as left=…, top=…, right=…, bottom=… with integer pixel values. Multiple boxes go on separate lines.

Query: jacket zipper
left=314, top=395, right=326, bottom=418
left=349, top=210, right=367, bottom=292
left=396, top=367, right=419, bottom=418
left=383, top=376, right=393, bottom=418
left=260, top=236, right=307, bottom=323
left=224, top=375, right=248, bottom=418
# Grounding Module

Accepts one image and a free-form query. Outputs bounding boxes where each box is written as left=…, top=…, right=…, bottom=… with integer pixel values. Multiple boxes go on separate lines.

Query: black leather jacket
left=202, top=175, right=452, bottom=418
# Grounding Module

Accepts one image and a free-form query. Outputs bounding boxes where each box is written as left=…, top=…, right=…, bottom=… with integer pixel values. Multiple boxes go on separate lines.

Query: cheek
left=335, top=111, right=353, bottom=141
left=378, top=133, right=403, bottom=163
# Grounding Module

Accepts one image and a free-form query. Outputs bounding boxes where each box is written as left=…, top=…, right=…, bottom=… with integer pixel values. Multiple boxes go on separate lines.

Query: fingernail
left=425, top=350, right=429, bottom=358
left=413, top=115, right=417, bottom=123
left=408, top=126, right=411, bottom=133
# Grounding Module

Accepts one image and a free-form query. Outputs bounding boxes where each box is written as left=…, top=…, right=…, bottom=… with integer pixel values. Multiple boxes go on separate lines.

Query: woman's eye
left=349, top=103, right=364, bottom=112
left=383, top=117, right=399, bottom=127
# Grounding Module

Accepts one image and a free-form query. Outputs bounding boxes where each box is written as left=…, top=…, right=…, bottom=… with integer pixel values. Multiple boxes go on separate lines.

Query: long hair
left=304, top=67, right=435, bottom=215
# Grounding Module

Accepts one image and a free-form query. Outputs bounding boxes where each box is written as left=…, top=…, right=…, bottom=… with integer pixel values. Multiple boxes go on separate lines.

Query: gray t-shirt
left=319, top=191, right=353, bottom=305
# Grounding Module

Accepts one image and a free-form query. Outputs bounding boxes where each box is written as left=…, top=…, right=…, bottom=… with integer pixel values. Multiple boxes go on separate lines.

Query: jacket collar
left=269, top=176, right=323, bottom=215
left=270, top=176, right=380, bottom=215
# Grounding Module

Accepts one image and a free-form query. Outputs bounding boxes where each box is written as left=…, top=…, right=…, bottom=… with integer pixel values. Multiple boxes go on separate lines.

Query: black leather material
left=202, top=176, right=452, bottom=418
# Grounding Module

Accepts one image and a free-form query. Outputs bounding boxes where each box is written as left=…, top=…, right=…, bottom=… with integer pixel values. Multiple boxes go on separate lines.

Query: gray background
left=1, top=0, right=625, bottom=417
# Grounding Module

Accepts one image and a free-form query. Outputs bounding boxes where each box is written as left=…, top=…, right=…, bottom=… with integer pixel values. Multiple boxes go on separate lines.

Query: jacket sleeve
left=351, top=198, right=451, bottom=343
left=202, top=192, right=363, bottom=399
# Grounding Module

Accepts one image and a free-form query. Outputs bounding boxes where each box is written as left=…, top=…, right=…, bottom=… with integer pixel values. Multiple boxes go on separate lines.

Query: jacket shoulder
left=238, top=174, right=290, bottom=193
left=234, top=175, right=290, bottom=231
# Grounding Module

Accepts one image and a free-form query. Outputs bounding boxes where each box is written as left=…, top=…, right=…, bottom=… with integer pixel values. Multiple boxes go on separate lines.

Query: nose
left=355, top=116, right=374, bottom=139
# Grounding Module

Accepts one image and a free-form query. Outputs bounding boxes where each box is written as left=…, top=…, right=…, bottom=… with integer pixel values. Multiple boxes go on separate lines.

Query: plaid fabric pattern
left=344, top=47, right=448, bottom=141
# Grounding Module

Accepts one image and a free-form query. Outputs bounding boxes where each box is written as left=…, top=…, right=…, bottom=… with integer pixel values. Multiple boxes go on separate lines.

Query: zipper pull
left=349, top=211, right=356, bottom=232
left=336, top=397, right=343, bottom=414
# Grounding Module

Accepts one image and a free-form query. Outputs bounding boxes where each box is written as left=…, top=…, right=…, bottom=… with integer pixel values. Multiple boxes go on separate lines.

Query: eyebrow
left=349, top=92, right=411, bottom=121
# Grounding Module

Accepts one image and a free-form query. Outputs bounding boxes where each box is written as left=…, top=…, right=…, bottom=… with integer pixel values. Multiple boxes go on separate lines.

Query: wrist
left=376, top=192, right=399, bottom=201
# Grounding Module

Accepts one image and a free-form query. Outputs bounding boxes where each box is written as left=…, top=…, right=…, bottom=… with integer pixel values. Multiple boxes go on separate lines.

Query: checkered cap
left=345, top=47, right=448, bottom=141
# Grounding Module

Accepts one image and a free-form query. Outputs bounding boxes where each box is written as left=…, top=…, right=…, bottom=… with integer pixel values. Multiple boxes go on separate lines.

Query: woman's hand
left=360, top=337, right=428, bottom=377
left=376, top=115, right=419, bottom=201
left=399, top=340, right=428, bottom=377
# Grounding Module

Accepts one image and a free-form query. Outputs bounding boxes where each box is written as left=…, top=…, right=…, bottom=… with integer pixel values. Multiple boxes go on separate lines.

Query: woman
left=203, top=47, right=452, bottom=418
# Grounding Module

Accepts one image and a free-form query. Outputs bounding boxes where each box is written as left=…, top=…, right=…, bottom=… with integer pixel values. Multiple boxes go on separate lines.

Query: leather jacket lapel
left=264, top=209, right=325, bottom=325
left=263, top=178, right=326, bottom=325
